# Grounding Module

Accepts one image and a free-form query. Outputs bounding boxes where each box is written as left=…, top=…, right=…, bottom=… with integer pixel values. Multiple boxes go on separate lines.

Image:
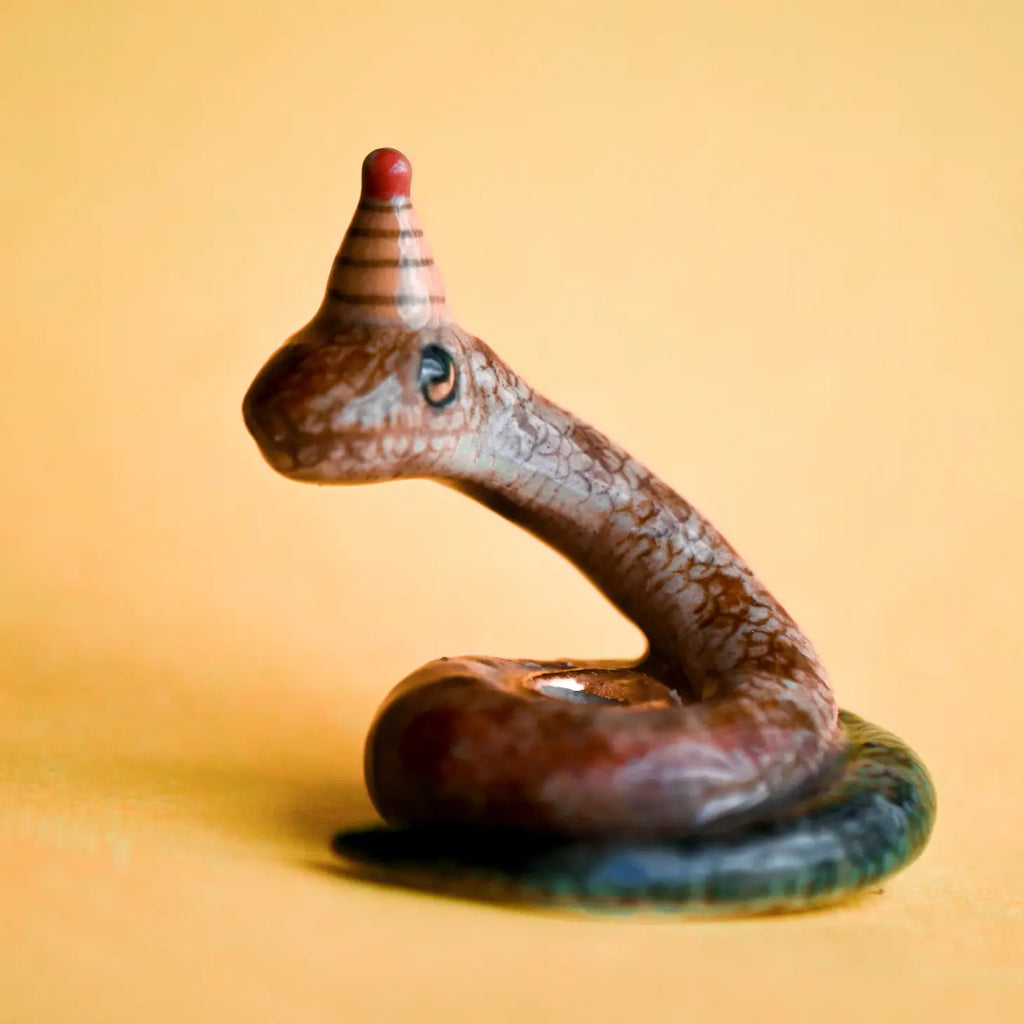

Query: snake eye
left=418, top=344, right=458, bottom=408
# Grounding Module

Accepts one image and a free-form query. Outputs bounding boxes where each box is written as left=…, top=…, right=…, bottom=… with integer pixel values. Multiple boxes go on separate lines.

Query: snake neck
left=450, top=382, right=827, bottom=701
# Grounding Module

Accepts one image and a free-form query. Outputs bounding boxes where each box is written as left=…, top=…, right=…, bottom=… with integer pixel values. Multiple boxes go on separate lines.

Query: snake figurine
left=243, top=149, right=935, bottom=913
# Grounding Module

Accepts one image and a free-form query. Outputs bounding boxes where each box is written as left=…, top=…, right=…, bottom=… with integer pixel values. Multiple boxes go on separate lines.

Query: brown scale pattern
left=243, top=150, right=844, bottom=842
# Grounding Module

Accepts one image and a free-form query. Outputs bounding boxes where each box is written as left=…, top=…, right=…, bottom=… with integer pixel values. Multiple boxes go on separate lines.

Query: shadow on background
left=0, top=633, right=380, bottom=861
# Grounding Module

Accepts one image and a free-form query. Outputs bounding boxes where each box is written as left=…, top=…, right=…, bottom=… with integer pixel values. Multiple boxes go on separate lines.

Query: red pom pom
left=361, top=148, right=412, bottom=200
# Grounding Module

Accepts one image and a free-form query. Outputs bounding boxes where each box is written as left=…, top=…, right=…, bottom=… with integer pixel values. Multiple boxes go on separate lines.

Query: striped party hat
left=321, top=148, right=450, bottom=329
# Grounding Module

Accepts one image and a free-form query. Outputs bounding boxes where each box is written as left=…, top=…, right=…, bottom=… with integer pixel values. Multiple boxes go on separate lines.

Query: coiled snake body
left=243, top=149, right=935, bottom=913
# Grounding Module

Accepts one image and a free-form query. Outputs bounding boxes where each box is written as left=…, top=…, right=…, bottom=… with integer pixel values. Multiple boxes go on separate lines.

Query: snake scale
left=243, top=149, right=935, bottom=914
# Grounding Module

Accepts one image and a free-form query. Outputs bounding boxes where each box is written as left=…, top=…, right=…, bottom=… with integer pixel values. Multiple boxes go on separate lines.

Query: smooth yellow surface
left=2, top=2, right=1022, bottom=1021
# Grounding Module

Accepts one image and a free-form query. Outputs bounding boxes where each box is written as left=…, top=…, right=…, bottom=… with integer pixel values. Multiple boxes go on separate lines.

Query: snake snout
left=243, top=398, right=287, bottom=474
left=242, top=372, right=312, bottom=477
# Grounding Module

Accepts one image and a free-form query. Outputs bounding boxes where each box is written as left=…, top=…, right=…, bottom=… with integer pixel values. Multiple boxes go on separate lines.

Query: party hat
left=321, top=148, right=450, bottom=329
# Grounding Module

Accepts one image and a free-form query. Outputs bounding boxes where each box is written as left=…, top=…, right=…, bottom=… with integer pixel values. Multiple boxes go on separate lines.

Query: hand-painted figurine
left=243, top=149, right=935, bottom=913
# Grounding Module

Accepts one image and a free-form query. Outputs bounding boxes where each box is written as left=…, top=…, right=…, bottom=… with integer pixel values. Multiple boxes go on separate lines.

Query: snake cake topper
left=243, top=148, right=935, bottom=914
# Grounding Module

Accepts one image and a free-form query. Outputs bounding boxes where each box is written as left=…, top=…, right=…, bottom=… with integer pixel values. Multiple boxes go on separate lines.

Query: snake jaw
left=243, top=318, right=491, bottom=484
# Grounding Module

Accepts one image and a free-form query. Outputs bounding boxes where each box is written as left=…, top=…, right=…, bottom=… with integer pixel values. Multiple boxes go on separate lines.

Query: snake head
left=243, top=148, right=504, bottom=484
left=243, top=319, right=488, bottom=483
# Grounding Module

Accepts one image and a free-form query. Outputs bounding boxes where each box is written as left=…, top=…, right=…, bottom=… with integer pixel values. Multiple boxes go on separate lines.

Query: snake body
left=243, top=149, right=935, bottom=913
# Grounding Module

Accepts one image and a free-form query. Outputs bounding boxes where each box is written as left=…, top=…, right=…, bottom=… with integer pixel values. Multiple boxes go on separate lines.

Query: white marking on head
left=331, top=374, right=404, bottom=429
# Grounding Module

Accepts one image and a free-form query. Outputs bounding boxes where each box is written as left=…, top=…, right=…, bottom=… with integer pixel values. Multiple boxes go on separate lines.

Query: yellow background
left=2, top=1, right=1022, bottom=1021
